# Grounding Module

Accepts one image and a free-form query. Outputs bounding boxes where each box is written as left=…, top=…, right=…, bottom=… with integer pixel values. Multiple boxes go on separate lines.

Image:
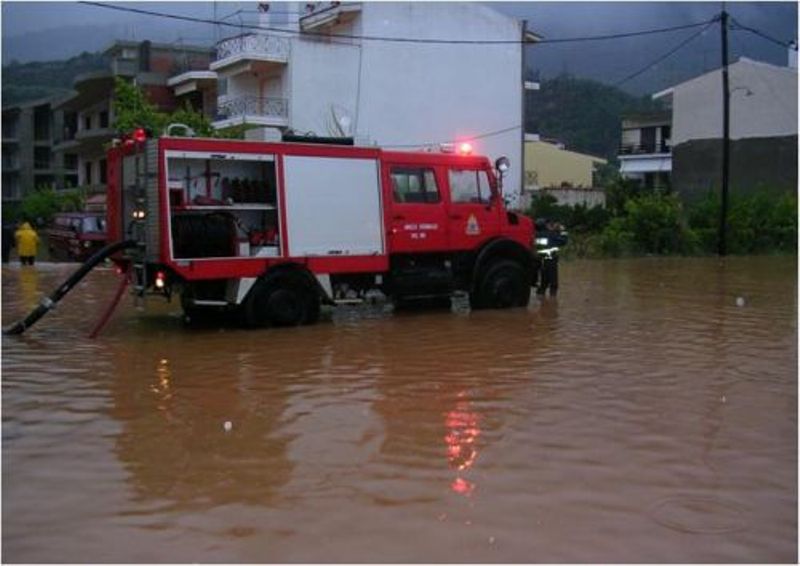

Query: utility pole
left=719, top=8, right=730, bottom=256
left=520, top=19, right=528, bottom=203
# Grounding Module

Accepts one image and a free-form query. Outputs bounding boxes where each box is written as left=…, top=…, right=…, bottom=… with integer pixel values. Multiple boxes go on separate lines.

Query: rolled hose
left=4, top=239, right=137, bottom=336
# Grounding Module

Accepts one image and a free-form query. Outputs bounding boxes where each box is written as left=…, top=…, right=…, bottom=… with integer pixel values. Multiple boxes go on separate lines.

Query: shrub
left=623, top=193, right=691, bottom=254
left=595, top=217, right=636, bottom=257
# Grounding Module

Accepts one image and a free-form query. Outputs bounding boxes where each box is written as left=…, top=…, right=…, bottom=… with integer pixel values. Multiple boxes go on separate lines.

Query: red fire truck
left=105, top=132, right=551, bottom=327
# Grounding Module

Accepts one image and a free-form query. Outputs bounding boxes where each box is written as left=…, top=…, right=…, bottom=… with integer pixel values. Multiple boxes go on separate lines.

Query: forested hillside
left=2, top=51, right=107, bottom=106
left=526, top=75, right=665, bottom=162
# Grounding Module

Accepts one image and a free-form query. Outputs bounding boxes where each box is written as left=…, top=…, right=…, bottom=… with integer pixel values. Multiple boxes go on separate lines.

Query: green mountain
left=526, top=75, right=665, bottom=162
left=2, top=51, right=108, bottom=106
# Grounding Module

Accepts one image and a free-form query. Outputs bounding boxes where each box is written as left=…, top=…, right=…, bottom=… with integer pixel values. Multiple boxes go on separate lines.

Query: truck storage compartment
left=164, top=150, right=281, bottom=260
left=171, top=213, right=237, bottom=259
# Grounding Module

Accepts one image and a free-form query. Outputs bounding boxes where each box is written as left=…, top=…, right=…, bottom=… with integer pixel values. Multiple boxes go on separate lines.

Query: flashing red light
left=133, top=128, right=148, bottom=143
left=458, top=142, right=473, bottom=155
left=155, top=271, right=166, bottom=289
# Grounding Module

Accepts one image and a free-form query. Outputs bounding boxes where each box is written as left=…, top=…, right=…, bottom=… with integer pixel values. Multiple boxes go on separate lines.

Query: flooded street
left=2, top=256, right=796, bottom=562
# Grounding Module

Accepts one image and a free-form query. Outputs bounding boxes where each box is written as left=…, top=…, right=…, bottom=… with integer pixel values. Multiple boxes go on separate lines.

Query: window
left=390, top=167, right=439, bottom=204
left=84, top=115, right=92, bottom=131
left=99, top=158, right=108, bottom=184
left=99, top=111, right=109, bottom=129
left=449, top=169, right=493, bottom=204
left=82, top=217, right=106, bottom=233
left=84, top=161, right=93, bottom=185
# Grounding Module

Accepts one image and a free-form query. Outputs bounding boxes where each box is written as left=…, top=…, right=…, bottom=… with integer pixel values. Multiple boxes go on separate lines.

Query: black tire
left=243, top=273, right=320, bottom=328
left=472, top=259, right=531, bottom=309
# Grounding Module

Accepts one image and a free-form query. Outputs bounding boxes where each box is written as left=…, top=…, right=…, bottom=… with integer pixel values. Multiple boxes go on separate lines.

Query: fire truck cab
left=107, top=134, right=540, bottom=327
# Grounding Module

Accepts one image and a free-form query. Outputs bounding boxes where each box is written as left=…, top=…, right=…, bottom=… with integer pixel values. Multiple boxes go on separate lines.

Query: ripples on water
left=2, top=257, right=796, bottom=562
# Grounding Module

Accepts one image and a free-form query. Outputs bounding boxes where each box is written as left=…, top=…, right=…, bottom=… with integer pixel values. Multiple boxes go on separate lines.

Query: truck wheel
left=243, top=275, right=319, bottom=327
left=265, top=287, right=307, bottom=326
left=472, top=259, right=531, bottom=309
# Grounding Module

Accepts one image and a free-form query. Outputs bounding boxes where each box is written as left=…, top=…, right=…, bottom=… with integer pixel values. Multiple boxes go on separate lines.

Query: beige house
left=523, top=139, right=607, bottom=207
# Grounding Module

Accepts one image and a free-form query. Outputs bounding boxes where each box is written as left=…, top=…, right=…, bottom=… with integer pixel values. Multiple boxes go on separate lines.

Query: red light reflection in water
left=444, top=392, right=480, bottom=496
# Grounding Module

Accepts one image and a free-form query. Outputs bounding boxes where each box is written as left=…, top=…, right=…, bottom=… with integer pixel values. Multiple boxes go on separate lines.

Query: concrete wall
left=671, top=59, right=798, bottom=145
left=254, top=2, right=524, bottom=204
left=529, top=187, right=605, bottom=208
left=357, top=3, right=523, bottom=202
left=672, top=135, right=798, bottom=199
left=524, top=141, right=605, bottom=189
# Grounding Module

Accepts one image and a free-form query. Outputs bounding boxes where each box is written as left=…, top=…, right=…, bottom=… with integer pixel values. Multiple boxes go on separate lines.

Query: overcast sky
left=2, top=1, right=797, bottom=93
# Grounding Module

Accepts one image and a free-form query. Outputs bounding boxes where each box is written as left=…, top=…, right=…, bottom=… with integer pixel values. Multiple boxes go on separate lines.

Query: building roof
left=653, top=56, right=798, bottom=102
left=526, top=139, right=607, bottom=164
left=103, top=39, right=213, bottom=56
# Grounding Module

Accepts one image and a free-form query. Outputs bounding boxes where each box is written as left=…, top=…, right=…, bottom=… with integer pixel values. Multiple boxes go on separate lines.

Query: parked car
left=47, top=212, right=107, bottom=262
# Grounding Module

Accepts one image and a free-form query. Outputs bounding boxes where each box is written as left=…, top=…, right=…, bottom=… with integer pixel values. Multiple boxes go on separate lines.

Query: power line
left=729, top=17, right=798, bottom=50
left=78, top=2, right=715, bottom=46
left=614, top=19, right=717, bottom=87
left=383, top=125, right=521, bottom=149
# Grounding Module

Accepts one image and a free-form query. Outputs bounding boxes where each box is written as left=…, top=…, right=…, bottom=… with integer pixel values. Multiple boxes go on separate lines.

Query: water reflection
left=445, top=392, right=480, bottom=495
left=18, top=266, right=39, bottom=309
left=106, top=334, right=296, bottom=509
left=2, top=258, right=796, bottom=563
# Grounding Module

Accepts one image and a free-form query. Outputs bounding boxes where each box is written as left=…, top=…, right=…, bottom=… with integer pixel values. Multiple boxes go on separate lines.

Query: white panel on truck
left=283, top=156, right=384, bottom=257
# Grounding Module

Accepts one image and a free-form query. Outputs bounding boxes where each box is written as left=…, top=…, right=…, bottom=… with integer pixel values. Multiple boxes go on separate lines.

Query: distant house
left=53, top=40, right=213, bottom=198
left=189, top=1, right=540, bottom=203
left=654, top=57, right=797, bottom=198
left=617, top=111, right=672, bottom=191
left=2, top=94, right=72, bottom=204
left=2, top=40, right=214, bottom=210
left=524, top=138, right=607, bottom=207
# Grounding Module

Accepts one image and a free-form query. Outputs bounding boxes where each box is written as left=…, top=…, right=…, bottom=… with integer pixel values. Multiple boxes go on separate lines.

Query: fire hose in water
left=3, top=239, right=137, bottom=336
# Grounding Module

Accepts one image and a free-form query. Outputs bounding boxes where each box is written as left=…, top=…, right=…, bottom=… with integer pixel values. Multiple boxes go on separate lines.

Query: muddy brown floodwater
left=2, top=256, right=796, bottom=563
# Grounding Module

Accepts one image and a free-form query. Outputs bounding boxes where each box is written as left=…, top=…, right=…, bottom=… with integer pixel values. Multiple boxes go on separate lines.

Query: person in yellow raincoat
left=15, top=222, right=40, bottom=266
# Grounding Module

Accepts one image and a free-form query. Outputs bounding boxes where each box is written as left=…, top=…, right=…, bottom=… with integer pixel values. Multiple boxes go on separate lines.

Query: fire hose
left=4, top=239, right=137, bottom=336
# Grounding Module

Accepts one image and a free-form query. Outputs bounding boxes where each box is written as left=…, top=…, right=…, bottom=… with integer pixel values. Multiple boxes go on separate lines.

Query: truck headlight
left=536, top=237, right=549, bottom=246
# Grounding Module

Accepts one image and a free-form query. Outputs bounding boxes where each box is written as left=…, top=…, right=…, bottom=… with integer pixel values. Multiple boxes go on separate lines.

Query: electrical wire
left=729, top=16, right=798, bottom=50
left=383, top=125, right=521, bottom=149
left=614, top=19, right=717, bottom=87
left=78, top=1, right=715, bottom=46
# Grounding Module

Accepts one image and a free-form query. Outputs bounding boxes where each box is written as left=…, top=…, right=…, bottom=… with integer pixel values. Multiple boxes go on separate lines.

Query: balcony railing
left=619, top=142, right=671, bottom=156
left=216, top=96, right=289, bottom=122
left=215, top=33, right=290, bottom=63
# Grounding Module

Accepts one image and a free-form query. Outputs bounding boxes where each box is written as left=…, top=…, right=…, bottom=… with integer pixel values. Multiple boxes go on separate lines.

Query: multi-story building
left=2, top=94, right=74, bottom=205
left=201, top=2, right=538, bottom=202
left=617, top=111, right=672, bottom=191
left=52, top=40, right=213, bottom=197
left=652, top=56, right=797, bottom=198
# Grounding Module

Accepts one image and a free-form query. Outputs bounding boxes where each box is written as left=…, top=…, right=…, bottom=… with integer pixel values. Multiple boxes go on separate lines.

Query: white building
left=172, top=2, right=539, bottom=203
left=626, top=55, right=798, bottom=197
left=617, top=111, right=672, bottom=190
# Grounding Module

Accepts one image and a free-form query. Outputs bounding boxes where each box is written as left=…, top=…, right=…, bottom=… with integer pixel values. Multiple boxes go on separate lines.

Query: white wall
left=672, top=58, right=798, bottom=145
left=287, top=36, right=361, bottom=135
left=356, top=3, right=523, bottom=200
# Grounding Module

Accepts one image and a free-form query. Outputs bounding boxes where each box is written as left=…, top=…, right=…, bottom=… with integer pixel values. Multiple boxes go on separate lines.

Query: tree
left=113, top=78, right=220, bottom=139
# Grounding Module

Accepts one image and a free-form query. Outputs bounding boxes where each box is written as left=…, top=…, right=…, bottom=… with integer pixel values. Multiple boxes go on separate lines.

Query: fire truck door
left=385, top=165, right=448, bottom=253
left=446, top=167, right=502, bottom=251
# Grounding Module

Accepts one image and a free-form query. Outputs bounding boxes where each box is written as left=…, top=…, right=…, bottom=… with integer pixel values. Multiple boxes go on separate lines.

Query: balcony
left=300, top=2, right=362, bottom=32
left=618, top=142, right=671, bottom=156
left=213, top=96, right=289, bottom=129
left=618, top=143, right=672, bottom=177
left=168, top=70, right=218, bottom=97
left=211, top=34, right=290, bottom=76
